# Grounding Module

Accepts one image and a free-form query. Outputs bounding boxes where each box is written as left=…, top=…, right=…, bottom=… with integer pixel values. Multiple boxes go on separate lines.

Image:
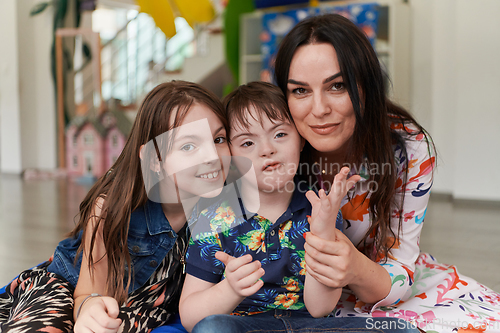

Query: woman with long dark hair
left=274, top=13, right=500, bottom=331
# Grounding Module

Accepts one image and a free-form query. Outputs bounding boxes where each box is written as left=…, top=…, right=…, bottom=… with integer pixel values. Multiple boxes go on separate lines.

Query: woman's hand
left=303, top=231, right=391, bottom=303
left=215, top=252, right=265, bottom=297
left=74, top=296, right=122, bottom=333
left=303, top=230, right=362, bottom=289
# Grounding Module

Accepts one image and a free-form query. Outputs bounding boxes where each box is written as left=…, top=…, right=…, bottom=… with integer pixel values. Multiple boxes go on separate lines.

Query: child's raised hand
left=215, top=252, right=265, bottom=298
left=306, top=167, right=361, bottom=239
left=74, top=296, right=122, bottom=333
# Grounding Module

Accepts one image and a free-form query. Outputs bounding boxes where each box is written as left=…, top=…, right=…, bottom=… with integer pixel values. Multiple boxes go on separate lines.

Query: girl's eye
left=214, top=136, right=227, bottom=144
left=331, top=82, right=344, bottom=91
left=180, top=143, right=196, bottom=152
left=275, top=132, right=287, bottom=139
left=241, top=141, right=253, bottom=148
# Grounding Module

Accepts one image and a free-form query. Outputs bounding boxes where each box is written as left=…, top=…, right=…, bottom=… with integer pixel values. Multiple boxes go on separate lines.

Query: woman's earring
left=156, top=170, right=161, bottom=178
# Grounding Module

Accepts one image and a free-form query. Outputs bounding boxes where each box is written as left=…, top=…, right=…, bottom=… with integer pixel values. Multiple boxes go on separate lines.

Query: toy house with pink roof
left=66, top=110, right=132, bottom=178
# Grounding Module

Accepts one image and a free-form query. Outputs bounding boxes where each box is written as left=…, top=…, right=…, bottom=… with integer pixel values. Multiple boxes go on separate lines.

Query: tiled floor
left=0, top=175, right=499, bottom=292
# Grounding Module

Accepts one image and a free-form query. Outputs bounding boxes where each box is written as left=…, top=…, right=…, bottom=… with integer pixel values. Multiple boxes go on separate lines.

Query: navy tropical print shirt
left=185, top=185, right=343, bottom=315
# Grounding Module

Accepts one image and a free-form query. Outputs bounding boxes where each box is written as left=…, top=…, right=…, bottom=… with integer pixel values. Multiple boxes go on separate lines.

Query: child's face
left=229, top=107, right=303, bottom=194
left=162, top=103, right=230, bottom=200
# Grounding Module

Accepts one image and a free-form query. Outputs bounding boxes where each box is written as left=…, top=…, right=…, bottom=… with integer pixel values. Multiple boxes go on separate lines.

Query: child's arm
left=179, top=252, right=264, bottom=332
left=303, top=167, right=360, bottom=317
left=73, top=198, right=122, bottom=333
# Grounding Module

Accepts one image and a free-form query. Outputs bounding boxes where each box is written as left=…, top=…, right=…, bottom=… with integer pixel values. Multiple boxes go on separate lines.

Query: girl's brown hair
left=70, top=81, right=228, bottom=304
left=274, top=14, right=436, bottom=262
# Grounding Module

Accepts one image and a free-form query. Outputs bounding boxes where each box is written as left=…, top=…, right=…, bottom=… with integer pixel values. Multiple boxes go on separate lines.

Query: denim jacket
left=47, top=200, right=180, bottom=292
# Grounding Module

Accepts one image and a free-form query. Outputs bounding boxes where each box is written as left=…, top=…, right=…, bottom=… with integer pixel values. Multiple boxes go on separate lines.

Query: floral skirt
left=0, top=256, right=183, bottom=333
left=335, top=253, right=500, bottom=333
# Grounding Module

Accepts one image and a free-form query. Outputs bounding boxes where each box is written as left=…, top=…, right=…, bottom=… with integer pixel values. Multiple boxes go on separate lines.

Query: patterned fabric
left=186, top=186, right=342, bottom=315
left=0, top=261, right=74, bottom=333
left=335, top=253, right=500, bottom=333
left=323, top=121, right=500, bottom=332
left=0, top=227, right=188, bottom=333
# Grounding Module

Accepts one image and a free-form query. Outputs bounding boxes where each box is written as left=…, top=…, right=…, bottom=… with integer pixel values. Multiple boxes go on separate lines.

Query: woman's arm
left=303, top=231, right=391, bottom=304
left=304, top=136, right=435, bottom=307
left=73, top=197, right=122, bottom=333
left=179, top=253, right=264, bottom=332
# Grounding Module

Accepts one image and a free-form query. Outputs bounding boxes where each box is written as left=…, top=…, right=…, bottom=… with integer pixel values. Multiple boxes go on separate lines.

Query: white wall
left=0, top=0, right=22, bottom=173
left=410, top=0, right=500, bottom=201
left=0, top=0, right=57, bottom=174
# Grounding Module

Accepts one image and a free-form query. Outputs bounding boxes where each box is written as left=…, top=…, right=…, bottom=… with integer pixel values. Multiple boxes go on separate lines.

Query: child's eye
left=241, top=141, right=254, bottom=148
left=214, top=136, right=226, bottom=144
left=180, top=143, right=196, bottom=152
left=275, top=132, right=287, bottom=139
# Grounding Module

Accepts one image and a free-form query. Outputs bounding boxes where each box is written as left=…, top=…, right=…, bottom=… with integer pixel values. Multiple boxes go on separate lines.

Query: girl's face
left=286, top=43, right=356, bottom=158
left=162, top=103, right=230, bottom=200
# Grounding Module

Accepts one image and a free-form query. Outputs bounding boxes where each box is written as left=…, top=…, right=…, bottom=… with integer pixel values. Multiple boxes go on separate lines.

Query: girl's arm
left=73, top=198, right=122, bottom=333
left=179, top=253, right=264, bottom=332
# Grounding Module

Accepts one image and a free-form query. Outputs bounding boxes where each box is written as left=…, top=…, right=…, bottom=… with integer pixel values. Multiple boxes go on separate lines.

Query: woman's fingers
left=305, top=259, right=341, bottom=288
left=304, top=231, right=343, bottom=256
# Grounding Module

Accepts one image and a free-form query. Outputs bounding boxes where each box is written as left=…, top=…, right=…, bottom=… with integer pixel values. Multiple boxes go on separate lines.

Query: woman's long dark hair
left=70, top=81, right=228, bottom=304
left=274, top=14, right=435, bottom=262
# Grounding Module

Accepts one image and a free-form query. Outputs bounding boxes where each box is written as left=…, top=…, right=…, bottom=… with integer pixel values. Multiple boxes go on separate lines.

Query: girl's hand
left=215, top=252, right=265, bottom=297
left=74, top=296, right=122, bottom=333
left=305, top=167, right=360, bottom=239
left=303, top=230, right=364, bottom=289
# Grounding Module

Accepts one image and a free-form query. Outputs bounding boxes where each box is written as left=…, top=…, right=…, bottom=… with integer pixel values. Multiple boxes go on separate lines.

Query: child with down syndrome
left=179, top=82, right=420, bottom=333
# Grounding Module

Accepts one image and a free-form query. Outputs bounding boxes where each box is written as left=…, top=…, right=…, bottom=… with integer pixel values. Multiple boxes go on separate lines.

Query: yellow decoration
left=135, top=0, right=215, bottom=38
left=172, top=0, right=215, bottom=28
left=136, top=0, right=176, bottom=37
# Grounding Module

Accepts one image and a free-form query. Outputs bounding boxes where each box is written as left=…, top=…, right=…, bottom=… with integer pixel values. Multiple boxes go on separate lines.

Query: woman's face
left=162, top=103, right=230, bottom=200
left=286, top=43, right=356, bottom=158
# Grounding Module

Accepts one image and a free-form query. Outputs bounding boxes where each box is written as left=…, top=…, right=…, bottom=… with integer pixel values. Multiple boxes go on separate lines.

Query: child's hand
left=74, top=296, right=122, bottom=333
left=215, top=252, right=265, bottom=298
left=306, top=167, right=361, bottom=239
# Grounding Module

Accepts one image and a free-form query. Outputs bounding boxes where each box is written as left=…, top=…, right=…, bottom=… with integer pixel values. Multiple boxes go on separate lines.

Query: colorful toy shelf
left=239, top=0, right=411, bottom=108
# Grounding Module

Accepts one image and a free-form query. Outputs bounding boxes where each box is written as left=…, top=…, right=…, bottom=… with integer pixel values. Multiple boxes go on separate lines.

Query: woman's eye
left=292, top=87, right=307, bottom=95
left=275, top=132, right=287, bottom=139
left=214, top=136, right=226, bottom=144
left=241, top=141, right=253, bottom=148
left=180, top=143, right=195, bottom=152
left=331, top=82, right=344, bottom=91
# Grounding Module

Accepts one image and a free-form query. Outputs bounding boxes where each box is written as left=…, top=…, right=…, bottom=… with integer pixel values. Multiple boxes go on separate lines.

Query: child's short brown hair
left=222, top=81, right=293, bottom=137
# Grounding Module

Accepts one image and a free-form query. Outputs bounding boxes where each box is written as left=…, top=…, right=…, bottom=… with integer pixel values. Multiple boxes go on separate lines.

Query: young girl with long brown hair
left=0, top=80, right=230, bottom=333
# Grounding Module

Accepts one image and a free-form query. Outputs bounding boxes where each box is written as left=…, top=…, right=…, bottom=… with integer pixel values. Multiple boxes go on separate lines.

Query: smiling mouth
left=310, top=123, right=339, bottom=135
left=196, top=170, right=220, bottom=179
